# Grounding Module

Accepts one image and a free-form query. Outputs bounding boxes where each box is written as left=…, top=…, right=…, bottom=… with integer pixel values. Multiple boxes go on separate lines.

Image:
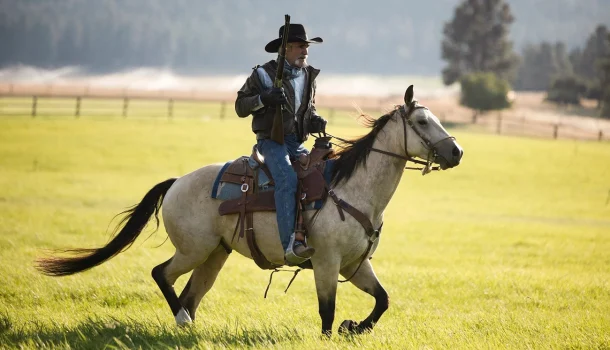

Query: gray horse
left=37, top=85, right=463, bottom=336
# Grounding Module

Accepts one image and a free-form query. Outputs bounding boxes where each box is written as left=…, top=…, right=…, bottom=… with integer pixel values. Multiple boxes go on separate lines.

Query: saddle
left=216, top=137, right=334, bottom=269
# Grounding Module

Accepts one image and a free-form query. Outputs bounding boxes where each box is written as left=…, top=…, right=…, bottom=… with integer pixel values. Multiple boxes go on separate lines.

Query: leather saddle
left=216, top=137, right=334, bottom=269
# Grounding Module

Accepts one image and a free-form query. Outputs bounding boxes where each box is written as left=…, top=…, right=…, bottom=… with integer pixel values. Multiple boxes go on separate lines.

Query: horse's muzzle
left=435, top=139, right=463, bottom=170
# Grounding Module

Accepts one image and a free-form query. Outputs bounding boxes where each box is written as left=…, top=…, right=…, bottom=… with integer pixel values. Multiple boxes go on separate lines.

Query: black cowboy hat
left=264, top=24, right=323, bottom=53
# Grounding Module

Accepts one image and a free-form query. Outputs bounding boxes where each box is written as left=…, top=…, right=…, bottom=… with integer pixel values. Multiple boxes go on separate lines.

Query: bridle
left=326, top=102, right=456, bottom=174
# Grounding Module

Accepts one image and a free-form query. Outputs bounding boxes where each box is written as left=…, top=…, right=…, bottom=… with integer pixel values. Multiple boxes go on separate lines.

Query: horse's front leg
left=312, top=257, right=341, bottom=336
left=338, top=259, right=389, bottom=335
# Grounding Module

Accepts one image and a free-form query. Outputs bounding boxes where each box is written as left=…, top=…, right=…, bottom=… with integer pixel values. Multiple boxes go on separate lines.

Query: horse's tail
left=36, top=178, right=177, bottom=276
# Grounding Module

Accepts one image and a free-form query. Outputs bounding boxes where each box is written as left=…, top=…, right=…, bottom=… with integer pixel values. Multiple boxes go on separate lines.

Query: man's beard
left=293, top=57, right=308, bottom=68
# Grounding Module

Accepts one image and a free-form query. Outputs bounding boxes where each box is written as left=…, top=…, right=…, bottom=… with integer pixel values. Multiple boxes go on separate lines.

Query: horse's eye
left=417, top=119, right=427, bottom=126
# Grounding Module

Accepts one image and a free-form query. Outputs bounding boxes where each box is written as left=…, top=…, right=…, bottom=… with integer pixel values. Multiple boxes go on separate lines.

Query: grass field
left=0, top=111, right=609, bottom=349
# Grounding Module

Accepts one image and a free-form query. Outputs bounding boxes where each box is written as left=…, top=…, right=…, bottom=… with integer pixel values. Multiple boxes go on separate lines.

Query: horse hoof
left=175, top=308, right=192, bottom=326
left=338, top=320, right=358, bottom=335
left=321, top=329, right=333, bottom=339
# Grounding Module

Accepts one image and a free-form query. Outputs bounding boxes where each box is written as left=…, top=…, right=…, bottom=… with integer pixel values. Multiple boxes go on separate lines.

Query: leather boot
left=285, top=233, right=315, bottom=265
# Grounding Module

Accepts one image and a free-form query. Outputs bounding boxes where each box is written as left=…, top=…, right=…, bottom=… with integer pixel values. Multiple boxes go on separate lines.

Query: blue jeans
left=257, top=134, right=308, bottom=251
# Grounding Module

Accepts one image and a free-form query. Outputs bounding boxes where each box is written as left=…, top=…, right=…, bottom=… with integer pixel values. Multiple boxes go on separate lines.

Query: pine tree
left=554, top=42, right=573, bottom=75
left=441, top=0, right=519, bottom=85
left=573, top=25, right=609, bottom=80
left=568, top=25, right=610, bottom=107
left=514, top=42, right=573, bottom=91
left=600, top=34, right=610, bottom=118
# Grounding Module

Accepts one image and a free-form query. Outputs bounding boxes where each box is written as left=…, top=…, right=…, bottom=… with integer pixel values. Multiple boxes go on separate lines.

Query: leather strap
left=328, top=190, right=378, bottom=239
left=220, top=173, right=247, bottom=184
left=232, top=168, right=279, bottom=270
left=326, top=188, right=382, bottom=283
left=219, top=238, right=233, bottom=255
left=239, top=189, right=247, bottom=239
left=327, top=189, right=346, bottom=221
left=294, top=184, right=307, bottom=242
left=246, top=213, right=280, bottom=270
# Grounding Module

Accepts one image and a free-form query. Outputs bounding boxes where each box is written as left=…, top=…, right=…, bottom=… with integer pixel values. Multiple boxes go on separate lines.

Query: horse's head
left=390, top=85, right=463, bottom=173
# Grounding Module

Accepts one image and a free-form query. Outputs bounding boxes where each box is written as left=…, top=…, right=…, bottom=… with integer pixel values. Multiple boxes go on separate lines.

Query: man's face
left=285, top=42, right=309, bottom=68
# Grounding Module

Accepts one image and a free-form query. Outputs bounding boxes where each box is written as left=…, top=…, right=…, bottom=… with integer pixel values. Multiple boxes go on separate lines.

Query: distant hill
left=1, top=0, right=608, bottom=75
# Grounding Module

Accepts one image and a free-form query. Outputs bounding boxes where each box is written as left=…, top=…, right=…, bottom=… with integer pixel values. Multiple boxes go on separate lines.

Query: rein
left=323, top=103, right=455, bottom=174
left=327, top=133, right=437, bottom=172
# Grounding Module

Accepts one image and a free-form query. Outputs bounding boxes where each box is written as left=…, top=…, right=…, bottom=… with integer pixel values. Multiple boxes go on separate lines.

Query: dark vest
left=252, top=60, right=320, bottom=142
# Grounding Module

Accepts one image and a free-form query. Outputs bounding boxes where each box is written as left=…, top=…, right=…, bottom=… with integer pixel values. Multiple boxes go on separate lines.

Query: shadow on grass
left=0, top=315, right=312, bottom=349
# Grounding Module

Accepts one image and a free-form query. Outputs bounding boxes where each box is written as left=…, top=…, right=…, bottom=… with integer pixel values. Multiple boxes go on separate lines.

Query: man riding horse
left=235, top=22, right=327, bottom=265
left=36, top=16, right=464, bottom=336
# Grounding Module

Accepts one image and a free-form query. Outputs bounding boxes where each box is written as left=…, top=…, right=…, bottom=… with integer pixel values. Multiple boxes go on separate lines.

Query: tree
left=584, top=81, right=603, bottom=106
left=572, top=25, right=609, bottom=80
left=554, top=42, right=572, bottom=75
left=441, top=0, right=519, bottom=86
left=569, top=25, right=610, bottom=108
left=514, top=42, right=572, bottom=91
left=546, top=76, right=587, bottom=105
left=460, top=72, right=512, bottom=120
left=600, top=34, right=610, bottom=118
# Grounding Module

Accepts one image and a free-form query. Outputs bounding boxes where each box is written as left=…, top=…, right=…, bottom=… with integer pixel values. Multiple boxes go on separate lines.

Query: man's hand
left=310, top=114, right=327, bottom=134
left=259, top=87, right=287, bottom=107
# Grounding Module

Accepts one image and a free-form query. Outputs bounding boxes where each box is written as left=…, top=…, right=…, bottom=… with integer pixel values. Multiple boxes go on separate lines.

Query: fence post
left=220, top=101, right=226, bottom=119
left=75, top=97, right=81, bottom=118
left=31, top=96, right=37, bottom=117
left=122, top=98, right=129, bottom=118
left=553, top=124, right=559, bottom=139
left=496, top=112, right=502, bottom=134
left=168, top=99, right=174, bottom=119
left=599, top=130, right=604, bottom=142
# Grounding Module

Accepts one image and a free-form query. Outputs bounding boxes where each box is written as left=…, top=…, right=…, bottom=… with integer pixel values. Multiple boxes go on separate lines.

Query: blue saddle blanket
left=211, top=158, right=335, bottom=210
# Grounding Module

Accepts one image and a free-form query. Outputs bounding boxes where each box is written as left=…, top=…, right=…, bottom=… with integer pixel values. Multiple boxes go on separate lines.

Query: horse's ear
left=404, top=85, right=414, bottom=106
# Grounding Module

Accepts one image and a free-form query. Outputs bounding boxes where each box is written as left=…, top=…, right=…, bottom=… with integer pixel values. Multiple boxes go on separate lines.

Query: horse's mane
left=330, top=107, right=399, bottom=186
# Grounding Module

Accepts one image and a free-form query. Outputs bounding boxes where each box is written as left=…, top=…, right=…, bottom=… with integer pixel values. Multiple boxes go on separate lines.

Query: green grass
left=0, top=110, right=609, bottom=349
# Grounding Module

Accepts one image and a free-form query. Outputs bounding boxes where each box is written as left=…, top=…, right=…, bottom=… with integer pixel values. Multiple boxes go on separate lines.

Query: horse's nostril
left=452, top=146, right=461, bottom=157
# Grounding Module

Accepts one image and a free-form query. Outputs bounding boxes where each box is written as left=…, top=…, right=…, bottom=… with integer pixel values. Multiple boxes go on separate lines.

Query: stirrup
left=284, top=233, right=311, bottom=265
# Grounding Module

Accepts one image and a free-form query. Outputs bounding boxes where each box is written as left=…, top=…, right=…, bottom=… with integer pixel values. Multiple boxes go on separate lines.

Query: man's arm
left=235, top=70, right=264, bottom=118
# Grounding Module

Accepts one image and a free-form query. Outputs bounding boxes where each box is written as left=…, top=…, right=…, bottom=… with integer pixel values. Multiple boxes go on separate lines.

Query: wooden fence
left=471, top=112, right=607, bottom=141
left=2, top=94, right=233, bottom=119
left=1, top=82, right=608, bottom=141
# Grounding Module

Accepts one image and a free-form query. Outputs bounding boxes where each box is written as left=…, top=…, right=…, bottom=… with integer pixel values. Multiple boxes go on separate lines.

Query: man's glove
left=309, top=114, right=327, bottom=134
left=259, top=87, right=286, bottom=107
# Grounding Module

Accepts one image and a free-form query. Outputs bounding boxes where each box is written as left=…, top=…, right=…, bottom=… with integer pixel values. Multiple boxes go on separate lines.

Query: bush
left=546, top=75, right=587, bottom=105
left=460, top=73, right=512, bottom=112
left=584, top=81, right=602, bottom=101
left=601, top=88, right=610, bottom=118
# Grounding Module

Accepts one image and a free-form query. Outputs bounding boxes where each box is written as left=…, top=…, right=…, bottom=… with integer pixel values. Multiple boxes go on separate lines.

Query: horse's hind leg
left=152, top=250, right=213, bottom=325
left=178, top=246, right=229, bottom=320
left=338, top=259, right=389, bottom=335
